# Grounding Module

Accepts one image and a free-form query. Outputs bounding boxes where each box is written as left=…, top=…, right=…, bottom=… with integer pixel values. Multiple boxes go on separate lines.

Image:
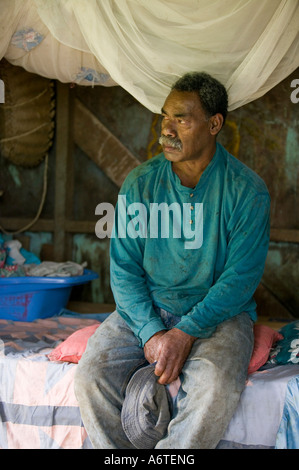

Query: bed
left=0, top=304, right=298, bottom=450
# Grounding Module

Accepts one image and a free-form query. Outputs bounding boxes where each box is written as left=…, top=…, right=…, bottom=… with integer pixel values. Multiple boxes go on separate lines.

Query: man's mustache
left=159, top=135, right=182, bottom=151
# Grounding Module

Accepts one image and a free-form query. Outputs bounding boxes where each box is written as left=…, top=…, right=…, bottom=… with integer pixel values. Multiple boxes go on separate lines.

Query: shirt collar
left=168, top=142, right=221, bottom=194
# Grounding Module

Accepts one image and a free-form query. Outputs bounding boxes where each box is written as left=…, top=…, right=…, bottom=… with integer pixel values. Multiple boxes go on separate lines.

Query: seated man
left=75, top=72, right=270, bottom=449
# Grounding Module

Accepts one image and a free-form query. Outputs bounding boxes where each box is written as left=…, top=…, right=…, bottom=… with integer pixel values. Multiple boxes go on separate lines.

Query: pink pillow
left=247, top=324, right=283, bottom=374
left=48, top=323, right=100, bottom=364
left=48, top=321, right=283, bottom=373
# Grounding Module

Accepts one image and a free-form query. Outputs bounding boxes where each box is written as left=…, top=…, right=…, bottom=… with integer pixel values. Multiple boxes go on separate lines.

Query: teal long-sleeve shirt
left=110, top=143, right=270, bottom=347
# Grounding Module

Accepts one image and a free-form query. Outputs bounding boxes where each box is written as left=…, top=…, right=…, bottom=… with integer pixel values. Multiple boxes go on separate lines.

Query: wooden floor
left=67, top=301, right=292, bottom=331
left=256, top=316, right=291, bottom=330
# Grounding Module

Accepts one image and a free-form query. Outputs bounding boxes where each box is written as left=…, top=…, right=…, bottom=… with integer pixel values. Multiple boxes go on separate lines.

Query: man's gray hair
left=172, top=72, right=228, bottom=124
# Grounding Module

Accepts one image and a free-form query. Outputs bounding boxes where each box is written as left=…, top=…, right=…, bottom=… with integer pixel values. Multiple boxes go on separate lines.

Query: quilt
left=0, top=316, right=96, bottom=449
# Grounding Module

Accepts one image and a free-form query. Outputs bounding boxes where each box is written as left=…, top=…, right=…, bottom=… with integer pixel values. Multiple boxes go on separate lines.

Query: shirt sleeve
left=110, top=190, right=167, bottom=347
left=174, top=192, right=271, bottom=337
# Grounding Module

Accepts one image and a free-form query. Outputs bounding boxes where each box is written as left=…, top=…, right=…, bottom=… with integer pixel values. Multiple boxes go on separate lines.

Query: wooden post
left=54, top=82, right=74, bottom=262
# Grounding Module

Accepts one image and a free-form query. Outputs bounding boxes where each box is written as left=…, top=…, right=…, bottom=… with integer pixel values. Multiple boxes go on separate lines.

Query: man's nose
left=161, top=119, right=177, bottom=137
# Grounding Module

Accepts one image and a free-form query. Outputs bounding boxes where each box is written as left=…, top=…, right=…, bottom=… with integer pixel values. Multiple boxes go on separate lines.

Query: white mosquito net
left=1, top=0, right=298, bottom=112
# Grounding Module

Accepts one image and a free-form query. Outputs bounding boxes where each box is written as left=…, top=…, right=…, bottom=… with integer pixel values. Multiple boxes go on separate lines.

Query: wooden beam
left=2, top=218, right=299, bottom=244
left=73, top=98, right=140, bottom=187
left=54, top=82, right=73, bottom=261
left=65, top=220, right=98, bottom=233
left=0, top=218, right=105, bottom=236
left=0, top=217, right=54, bottom=232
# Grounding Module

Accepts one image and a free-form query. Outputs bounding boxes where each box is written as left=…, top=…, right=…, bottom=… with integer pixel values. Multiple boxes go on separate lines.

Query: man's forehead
left=162, top=90, right=203, bottom=115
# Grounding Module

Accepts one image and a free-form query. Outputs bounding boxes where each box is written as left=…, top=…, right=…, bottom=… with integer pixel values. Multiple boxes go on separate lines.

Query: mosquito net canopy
left=1, top=0, right=298, bottom=112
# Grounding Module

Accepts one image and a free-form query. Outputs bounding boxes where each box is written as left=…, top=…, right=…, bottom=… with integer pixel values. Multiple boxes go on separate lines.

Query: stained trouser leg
left=155, top=312, right=254, bottom=449
left=74, top=310, right=146, bottom=449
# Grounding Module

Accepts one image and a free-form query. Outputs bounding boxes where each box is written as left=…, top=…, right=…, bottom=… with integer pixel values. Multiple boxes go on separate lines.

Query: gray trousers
left=74, top=310, right=253, bottom=449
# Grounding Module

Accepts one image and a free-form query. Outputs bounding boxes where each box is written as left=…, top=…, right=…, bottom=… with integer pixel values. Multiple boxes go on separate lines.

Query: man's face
left=160, top=90, right=214, bottom=163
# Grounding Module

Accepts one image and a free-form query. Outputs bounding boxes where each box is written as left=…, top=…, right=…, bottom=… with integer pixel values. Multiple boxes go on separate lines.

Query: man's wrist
left=145, top=329, right=166, bottom=345
left=172, top=327, right=197, bottom=344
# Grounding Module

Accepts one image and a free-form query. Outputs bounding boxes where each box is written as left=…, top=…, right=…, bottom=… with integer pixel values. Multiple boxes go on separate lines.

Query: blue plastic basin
left=0, top=269, right=98, bottom=321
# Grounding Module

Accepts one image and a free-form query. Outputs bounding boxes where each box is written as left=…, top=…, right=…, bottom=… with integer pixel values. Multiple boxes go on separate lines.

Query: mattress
left=0, top=314, right=298, bottom=449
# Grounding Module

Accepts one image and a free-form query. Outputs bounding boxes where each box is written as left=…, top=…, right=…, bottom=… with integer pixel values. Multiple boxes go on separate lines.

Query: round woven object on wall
left=0, top=59, right=55, bottom=167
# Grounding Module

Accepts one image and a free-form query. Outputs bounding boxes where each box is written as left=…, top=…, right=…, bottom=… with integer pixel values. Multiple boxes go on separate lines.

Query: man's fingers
left=153, top=328, right=196, bottom=384
left=157, top=365, right=180, bottom=385
left=155, top=356, right=181, bottom=385
left=154, top=356, right=167, bottom=378
left=144, top=330, right=166, bottom=364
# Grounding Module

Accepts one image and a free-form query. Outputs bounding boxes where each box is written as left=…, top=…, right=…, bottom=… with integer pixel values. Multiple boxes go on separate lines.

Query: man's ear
left=209, top=113, right=224, bottom=136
